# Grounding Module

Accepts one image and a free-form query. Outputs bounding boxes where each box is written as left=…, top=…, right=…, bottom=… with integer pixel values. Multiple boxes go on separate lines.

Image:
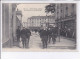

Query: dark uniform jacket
left=26, top=29, right=31, bottom=38
left=40, top=29, right=48, bottom=37
left=47, top=29, right=52, bottom=36
left=40, top=29, right=48, bottom=41
left=51, top=27, right=58, bottom=37
left=16, top=29, right=21, bottom=38
left=21, top=29, right=27, bottom=39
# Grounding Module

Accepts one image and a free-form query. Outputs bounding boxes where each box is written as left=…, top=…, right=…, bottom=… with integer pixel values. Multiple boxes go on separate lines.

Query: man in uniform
left=16, top=26, right=21, bottom=47
left=51, top=26, right=57, bottom=44
left=40, top=28, right=48, bottom=48
left=26, top=28, right=31, bottom=48
left=47, top=28, right=52, bottom=43
left=21, top=27, right=27, bottom=48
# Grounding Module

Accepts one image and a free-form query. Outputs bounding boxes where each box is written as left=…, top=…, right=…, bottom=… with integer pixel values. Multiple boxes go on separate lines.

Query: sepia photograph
left=2, top=3, right=76, bottom=52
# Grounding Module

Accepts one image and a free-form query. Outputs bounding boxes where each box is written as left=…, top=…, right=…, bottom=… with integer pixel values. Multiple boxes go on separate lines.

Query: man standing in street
left=51, top=26, right=57, bottom=44
left=21, top=27, right=27, bottom=48
left=47, top=28, right=52, bottom=43
left=16, top=26, right=21, bottom=47
left=40, top=27, right=48, bottom=49
left=26, top=28, right=31, bottom=48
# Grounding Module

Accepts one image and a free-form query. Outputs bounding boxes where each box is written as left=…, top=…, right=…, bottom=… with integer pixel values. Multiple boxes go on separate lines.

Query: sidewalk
left=48, top=36, right=76, bottom=49
left=2, top=32, right=76, bottom=52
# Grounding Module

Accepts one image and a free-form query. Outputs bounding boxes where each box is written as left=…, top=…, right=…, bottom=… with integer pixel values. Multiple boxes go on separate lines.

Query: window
left=65, top=5, right=68, bottom=17
left=71, top=4, right=75, bottom=16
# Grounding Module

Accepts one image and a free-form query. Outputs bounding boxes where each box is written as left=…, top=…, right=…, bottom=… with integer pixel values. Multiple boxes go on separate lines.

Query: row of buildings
left=25, top=3, right=76, bottom=39
left=2, top=3, right=22, bottom=47
left=26, top=16, right=55, bottom=30
left=55, top=3, right=76, bottom=38
left=2, top=3, right=76, bottom=47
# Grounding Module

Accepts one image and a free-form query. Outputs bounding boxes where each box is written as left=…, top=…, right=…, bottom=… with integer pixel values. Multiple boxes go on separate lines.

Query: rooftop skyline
left=17, top=4, right=50, bottom=22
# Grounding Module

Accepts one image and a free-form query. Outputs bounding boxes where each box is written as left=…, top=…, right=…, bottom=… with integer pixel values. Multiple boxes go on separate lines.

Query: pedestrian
left=40, top=28, right=48, bottom=49
left=39, top=29, right=43, bottom=38
left=16, top=26, right=21, bottom=47
left=21, top=27, right=27, bottom=48
left=26, top=28, right=31, bottom=48
left=51, top=26, right=57, bottom=44
left=47, top=28, right=52, bottom=43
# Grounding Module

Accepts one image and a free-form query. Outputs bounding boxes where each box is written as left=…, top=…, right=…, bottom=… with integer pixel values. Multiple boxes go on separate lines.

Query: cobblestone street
left=3, top=31, right=76, bottom=52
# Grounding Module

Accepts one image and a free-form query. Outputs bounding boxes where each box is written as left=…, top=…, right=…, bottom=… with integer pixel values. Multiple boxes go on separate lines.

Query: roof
left=28, top=16, right=55, bottom=19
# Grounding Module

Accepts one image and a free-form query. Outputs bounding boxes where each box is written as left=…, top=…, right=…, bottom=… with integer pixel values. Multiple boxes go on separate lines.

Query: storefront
left=56, top=16, right=76, bottom=39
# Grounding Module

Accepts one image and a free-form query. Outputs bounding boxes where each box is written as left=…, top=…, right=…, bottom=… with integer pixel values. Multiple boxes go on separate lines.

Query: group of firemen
left=16, top=26, right=57, bottom=49
left=39, top=26, right=57, bottom=49
left=16, top=26, right=31, bottom=48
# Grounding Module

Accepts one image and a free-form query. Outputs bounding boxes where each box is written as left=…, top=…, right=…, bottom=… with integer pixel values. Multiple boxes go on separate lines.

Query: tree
left=45, top=4, right=55, bottom=14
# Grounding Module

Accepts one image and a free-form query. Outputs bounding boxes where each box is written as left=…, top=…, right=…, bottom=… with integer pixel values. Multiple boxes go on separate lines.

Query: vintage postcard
left=2, top=3, right=76, bottom=52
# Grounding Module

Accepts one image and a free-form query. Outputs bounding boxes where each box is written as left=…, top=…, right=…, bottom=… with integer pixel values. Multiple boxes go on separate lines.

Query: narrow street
left=30, top=32, right=76, bottom=49
left=29, top=31, right=42, bottom=49
left=2, top=3, right=76, bottom=52
left=3, top=31, right=76, bottom=52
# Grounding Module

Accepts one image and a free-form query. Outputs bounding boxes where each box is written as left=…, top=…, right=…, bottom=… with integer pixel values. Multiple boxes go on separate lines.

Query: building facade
left=27, top=16, right=55, bottom=30
left=55, top=3, right=76, bottom=39
left=2, top=3, right=22, bottom=47
left=23, top=22, right=27, bottom=28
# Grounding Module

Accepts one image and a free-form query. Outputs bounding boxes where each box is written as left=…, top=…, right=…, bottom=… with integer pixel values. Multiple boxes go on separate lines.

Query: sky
left=17, top=4, right=49, bottom=22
